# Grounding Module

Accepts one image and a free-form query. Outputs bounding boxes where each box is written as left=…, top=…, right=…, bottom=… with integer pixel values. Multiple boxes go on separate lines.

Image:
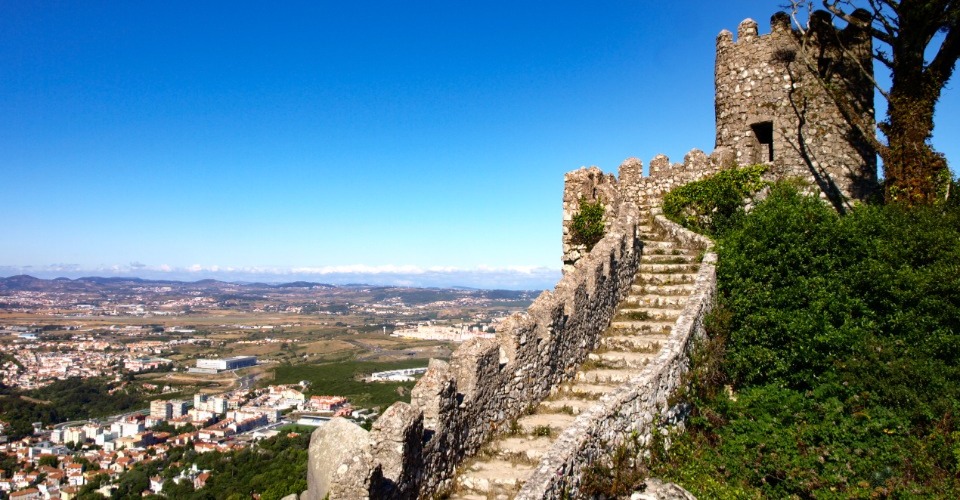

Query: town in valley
left=0, top=275, right=536, bottom=498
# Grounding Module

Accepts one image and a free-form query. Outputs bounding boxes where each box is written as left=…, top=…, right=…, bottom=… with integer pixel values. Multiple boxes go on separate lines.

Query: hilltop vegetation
left=653, top=183, right=960, bottom=497
left=0, top=377, right=147, bottom=439
left=75, top=427, right=310, bottom=500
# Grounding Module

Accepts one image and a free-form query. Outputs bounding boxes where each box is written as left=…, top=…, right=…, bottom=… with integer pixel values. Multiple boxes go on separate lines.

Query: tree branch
left=823, top=0, right=896, bottom=44
left=927, top=20, right=960, bottom=85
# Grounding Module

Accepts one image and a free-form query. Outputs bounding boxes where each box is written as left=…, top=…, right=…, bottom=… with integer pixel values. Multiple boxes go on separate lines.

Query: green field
left=272, top=358, right=432, bottom=410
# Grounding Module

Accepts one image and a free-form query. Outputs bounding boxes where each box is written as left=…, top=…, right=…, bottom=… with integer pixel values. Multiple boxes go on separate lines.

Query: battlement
left=561, top=148, right=735, bottom=270
left=304, top=197, right=645, bottom=499
left=718, top=10, right=869, bottom=48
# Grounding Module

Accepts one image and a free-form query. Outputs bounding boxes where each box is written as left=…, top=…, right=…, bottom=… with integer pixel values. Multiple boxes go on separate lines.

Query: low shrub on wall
left=570, top=196, right=606, bottom=250
left=661, top=164, right=766, bottom=237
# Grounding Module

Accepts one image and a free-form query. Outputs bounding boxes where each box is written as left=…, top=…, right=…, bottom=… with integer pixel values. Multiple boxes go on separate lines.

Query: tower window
left=751, top=121, right=774, bottom=162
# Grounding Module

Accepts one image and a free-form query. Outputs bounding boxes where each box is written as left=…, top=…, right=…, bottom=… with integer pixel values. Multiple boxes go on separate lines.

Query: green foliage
left=580, top=435, right=646, bottom=497
left=662, top=164, right=767, bottom=237
left=99, top=431, right=310, bottom=499
left=570, top=196, right=606, bottom=250
left=0, top=377, right=146, bottom=439
left=650, top=183, right=960, bottom=497
left=532, top=425, right=552, bottom=437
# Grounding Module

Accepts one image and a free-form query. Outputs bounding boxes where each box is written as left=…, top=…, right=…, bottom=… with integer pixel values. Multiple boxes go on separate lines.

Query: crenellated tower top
left=714, top=11, right=877, bottom=210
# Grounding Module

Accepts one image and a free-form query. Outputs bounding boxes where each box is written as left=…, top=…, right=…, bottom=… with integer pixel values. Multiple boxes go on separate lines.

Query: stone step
left=490, top=436, right=554, bottom=463
left=640, top=254, right=697, bottom=264
left=575, top=367, right=640, bottom=384
left=645, top=246, right=697, bottom=256
left=453, top=459, right=534, bottom=497
left=539, top=397, right=595, bottom=416
left=595, top=351, right=655, bottom=369
left=601, top=334, right=669, bottom=352
left=636, top=272, right=697, bottom=285
left=638, top=231, right=667, bottom=239
left=631, top=283, right=697, bottom=295
left=447, top=494, right=488, bottom=500
left=616, top=307, right=681, bottom=322
left=639, top=263, right=700, bottom=274
left=608, top=320, right=674, bottom=334
left=641, top=240, right=679, bottom=250
left=623, top=294, right=688, bottom=307
left=514, top=413, right=577, bottom=436
left=561, top=382, right=619, bottom=398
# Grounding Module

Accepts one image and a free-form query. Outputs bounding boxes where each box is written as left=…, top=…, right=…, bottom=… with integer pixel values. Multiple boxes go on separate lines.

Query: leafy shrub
left=570, top=196, right=606, bottom=250
left=662, top=164, right=767, bottom=237
left=649, top=183, right=960, bottom=497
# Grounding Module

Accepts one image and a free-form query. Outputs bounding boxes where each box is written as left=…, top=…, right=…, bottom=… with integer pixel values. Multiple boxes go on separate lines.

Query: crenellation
left=368, top=403, right=424, bottom=499
left=409, top=359, right=454, bottom=431
left=648, top=154, right=671, bottom=178
left=737, top=18, right=759, bottom=40
left=717, top=28, right=733, bottom=47
left=561, top=166, right=622, bottom=272
left=771, top=11, right=791, bottom=33
left=617, top=157, right=643, bottom=187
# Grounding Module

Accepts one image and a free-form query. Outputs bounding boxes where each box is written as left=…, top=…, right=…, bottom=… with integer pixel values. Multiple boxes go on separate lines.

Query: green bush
left=570, top=196, right=606, bottom=250
left=649, top=183, right=960, bottom=497
left=661, top=164, right=767, bottom=237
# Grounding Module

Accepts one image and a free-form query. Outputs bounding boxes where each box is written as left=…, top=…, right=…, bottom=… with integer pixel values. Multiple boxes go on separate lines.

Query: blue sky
left=2, top=1, right=958, bottom=289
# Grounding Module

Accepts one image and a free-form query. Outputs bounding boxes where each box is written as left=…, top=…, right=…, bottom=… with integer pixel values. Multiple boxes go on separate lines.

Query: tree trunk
left=882, top=78, right=949, bottom=205
left=880, top=1, right=954, bottom=206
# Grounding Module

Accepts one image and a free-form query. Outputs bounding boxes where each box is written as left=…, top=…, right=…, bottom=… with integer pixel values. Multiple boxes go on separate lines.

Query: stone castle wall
left=517, top=213, right=716, bottom=499
left=306, top=10, right=879, bottom=499
left=562, top=148, right=732, bottom=271
left=304, top=197, right=645, bottom=499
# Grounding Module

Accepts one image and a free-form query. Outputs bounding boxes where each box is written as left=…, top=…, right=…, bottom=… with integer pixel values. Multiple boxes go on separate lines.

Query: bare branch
left=786, top=30, right=890, bottom=156
left=869, top=0, right=902, bottom=41
left=823, top=0, right=895, bottom=43
left=875, top=48, right=894, bottom=69
left=797, top=1, right=894, bottom=99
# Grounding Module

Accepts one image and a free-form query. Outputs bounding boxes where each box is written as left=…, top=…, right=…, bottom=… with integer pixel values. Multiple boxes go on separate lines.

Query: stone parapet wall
left=650, top=209, right=712, bottom=250
left=629, top=149, right=736, bottom=209
left=561, top=166, right=623, bottom=273
left=515, top=217, right=717, bottom=499
left=305, top=199, right=644, bottom=500
left=562, top=149, right=732, bottom=271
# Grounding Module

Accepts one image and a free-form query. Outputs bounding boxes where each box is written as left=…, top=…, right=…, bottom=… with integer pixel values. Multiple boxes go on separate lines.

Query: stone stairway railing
left=446, top=211, right=715, bottom=499
left=516, top=212, right=716, bottom=499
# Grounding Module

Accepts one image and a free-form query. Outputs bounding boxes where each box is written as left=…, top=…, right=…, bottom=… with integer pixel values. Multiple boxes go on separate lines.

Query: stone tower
left=715, top=11, right=877, bottom=210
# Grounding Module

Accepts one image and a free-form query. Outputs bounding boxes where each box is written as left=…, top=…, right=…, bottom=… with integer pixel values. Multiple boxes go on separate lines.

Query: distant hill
left=0, top=275, right=539, bottom=298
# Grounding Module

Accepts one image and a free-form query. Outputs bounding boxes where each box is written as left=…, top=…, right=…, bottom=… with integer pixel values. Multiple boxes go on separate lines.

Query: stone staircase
left=447, top=217, right=702, bottom=500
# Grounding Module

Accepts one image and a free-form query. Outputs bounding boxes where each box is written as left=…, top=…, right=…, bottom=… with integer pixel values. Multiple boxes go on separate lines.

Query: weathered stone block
left=304, top=418, right=374, bottom=500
